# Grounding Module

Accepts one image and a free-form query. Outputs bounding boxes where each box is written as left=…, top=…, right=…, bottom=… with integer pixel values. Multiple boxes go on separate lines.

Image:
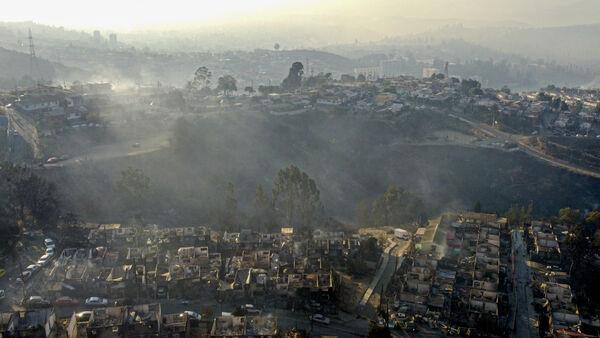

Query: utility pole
left=28, top=29, right=40, bottom=83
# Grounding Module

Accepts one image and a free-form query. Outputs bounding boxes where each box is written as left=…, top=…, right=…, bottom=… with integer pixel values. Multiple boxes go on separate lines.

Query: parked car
left=44, top=238, right=56, bottom=248
left=85, top=297, right=108, bottom=306
left=37, top=254, right=53, bottom=266
left=182, top=311, right=201, bottom=320
left=46, top=247, right=55, bottom=255
left=46, top=157, right=59, bottom=164
left=25, top=264, right=40, bottom=274
left=27, top=296, right=51, bottom=308
left=16, top=270, right=32, bottom=284
left=309, top=314, right=330, bottom=325
left=242, top=304, right=262, bottom=314
left=54, top=296, right=79, bottom=306
left=0, top=289, right=5, bottom=300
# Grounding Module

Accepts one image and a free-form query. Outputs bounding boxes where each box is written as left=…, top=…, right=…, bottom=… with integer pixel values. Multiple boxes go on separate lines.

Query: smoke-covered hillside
left=45, top=109, right=600, bottom=226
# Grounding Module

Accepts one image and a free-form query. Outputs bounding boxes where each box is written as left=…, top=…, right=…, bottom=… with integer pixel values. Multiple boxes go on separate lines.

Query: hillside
left=44, top=110, right=600, bottom=225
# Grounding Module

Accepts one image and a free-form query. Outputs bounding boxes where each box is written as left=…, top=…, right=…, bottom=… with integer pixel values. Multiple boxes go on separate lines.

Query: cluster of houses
left=388, top=213, right=510, bottom=336
left=525, top=221, right=595, bottom=337
left=1, top=224, right=372, bottom=337
left=0, top=304, right=278, bottom=338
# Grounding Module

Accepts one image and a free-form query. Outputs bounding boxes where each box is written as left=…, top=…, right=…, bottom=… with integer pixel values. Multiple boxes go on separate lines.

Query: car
left=25, top=264, right=40, bottom=274
left=132, top=142, right=141, bottom=148
left=0, top=290, right=5, bottom=300
left=54, top=296, right=79, bottom=306
left=309, top=314, right=330, bottom=325
left=182, top=311, right=201, bottom=320
left=26, top=296, right=51, bottom=308
left=244, top=304, right=262, bottom=314
left=16, top=270, right=32, bottom=284
left=44, top=238, right=55, bottom=247
left=46, top=247, right=55, bottom=255
left=46, top=157, right=59, bottom=164
left=85, top=297, right=108, bottom=306
left=37, top=254, right=53, bottom=266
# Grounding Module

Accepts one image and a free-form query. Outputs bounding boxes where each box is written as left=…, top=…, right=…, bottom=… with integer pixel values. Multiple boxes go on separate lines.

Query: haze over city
left=1, top=1, right=600, bottom=338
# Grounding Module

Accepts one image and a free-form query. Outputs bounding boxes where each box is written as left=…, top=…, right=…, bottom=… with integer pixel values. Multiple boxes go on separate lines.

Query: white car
left=182, top=311, right=201, bottom=319
left=85, top=297, right=108, bottom=306
left=309, top=314, right=330, bottom=325
left=46, top=247, right=55, bottom=255
left=44, top=239, right=55, bottom=249
left=25, top=264, right=40, bottom=274
left=244, top=304, right=262, bottom=314
left=37, top=254, right=53, bottom=266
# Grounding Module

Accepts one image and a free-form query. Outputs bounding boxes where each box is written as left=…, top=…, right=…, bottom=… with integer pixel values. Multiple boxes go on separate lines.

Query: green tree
left=585, top=210, right=600, bottom=228
left=217, top=75, right=237, bottom=96
left=282, top=62, right=304, bottom=91
left=559, top=207, right=580, bottom=225
left=272, top=165, right=321, bottom=227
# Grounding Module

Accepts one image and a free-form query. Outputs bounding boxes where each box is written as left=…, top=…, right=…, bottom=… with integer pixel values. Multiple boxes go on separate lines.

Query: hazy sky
left=1, top=0, right=598, bottom=30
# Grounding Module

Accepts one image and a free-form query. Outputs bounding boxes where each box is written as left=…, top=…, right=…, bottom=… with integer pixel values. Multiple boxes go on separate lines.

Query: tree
left=192, top=66, right=211, bottom=89
left=282, top=62, right=304, bottom=91
left=559, top=207, right=580, bottom=225
left=366, top=186, right=426, bottom=227
left=272, top=165, right=321, bottom=227
left=222, top=182, right=238, bottom=231
left=274, top=42, right=280, bottom=51
left=117, top=167, right=150, bottom=213
left=585, top=210, right=600, bottom=228
left=8, top=166, right=59, bottom=228
left=217, top=75, right=237, bottom=96
left=253, top=184, right=275, bottom=231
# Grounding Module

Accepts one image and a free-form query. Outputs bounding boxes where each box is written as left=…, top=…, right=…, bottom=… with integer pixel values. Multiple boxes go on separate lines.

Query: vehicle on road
left=46, top=157, right=59, bottom=164
left=54, top=296, right=79, bottom=306
left=26, top=296, right=51, bottom=308
left=0, top=289, right=5, bottom=300
left=44, top=239, right=56, bottom=249
left=85, top=297, right=108, bottom=306
left=132, top=142, right=141, bottom=148
left=46, top=247, right=55, bottom=255
left=309, top=314, right=330, bottom=325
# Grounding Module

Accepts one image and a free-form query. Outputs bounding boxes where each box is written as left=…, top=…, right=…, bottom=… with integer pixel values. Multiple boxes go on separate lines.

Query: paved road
left=359, top=239, right=410, bottom=321
left=449, top=114, right=600, bottom=179
left=43, top=133, right=170, bottom=168
left=512, top=229, right=538, bottom=338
